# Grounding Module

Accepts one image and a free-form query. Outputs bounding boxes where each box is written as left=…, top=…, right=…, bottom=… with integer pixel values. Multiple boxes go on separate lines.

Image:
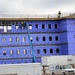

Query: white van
left=49, top=64, right=75, bottom=75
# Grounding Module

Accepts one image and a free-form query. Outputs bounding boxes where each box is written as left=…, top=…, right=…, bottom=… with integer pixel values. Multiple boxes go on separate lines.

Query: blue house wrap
left=0, top=17, right=75, bottom=64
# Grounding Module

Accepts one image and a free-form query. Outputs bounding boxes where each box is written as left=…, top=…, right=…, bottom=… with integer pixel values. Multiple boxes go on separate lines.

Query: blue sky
left=0, top=0, right=75, bottom=14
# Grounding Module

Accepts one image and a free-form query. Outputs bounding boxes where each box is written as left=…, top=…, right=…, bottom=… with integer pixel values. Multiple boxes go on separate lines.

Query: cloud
left=0, top=0, right=75, bottom=14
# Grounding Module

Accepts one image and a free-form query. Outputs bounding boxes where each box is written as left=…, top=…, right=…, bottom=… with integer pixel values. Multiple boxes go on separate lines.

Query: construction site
left=0, top=13, right=75, bottom=75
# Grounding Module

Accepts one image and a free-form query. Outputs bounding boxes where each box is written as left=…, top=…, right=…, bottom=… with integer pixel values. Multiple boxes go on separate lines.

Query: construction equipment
left=18, top=21, right=35, bottom=62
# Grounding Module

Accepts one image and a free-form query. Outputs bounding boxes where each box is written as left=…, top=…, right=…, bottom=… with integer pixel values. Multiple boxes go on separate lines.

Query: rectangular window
left=30, top=37, right=33, bottom=41
left=36, top=37, right=39, bottom=41
left=35, top=24, right=38, bottom=28
left=43, top=37, right=46, bottom=41
left=43, top=49, right=46, bottom=54
left=2, top=38, right=6, bottom=42
left=48, top=24, right=51, bottom=29
left=50, top=49, right=53, bottom=53
left=55, top=36, right=58, bottom=41
left=8, top=26, right=12, bottom=30
left=24, top=50, right=27, bottom=54
left=16, top=37, right=20, bottom=42
left=49, top=36, right=52, bottom=41
left=17, top=50, right=20, bottom=55
left=29, top=24, right=32, bottom=29
left=42, top=24, right=45, bottom=29
left=2, top=22, right=5, bottom=25
left=9, top=37, right=13, bottom=42
left=0, top=22, right=1, bottom=25
left=23, top=37, right=26, bottom=42
left=4, top=26, right=7, bottom=32
left=56, top=48, right=59, bottom=53
left=55, top=65, right=60, bottom=69
left=16, top=22, right=18, bottom=25
left=8, top=22, right=11, bottom=25
left=0, top=26, right=3, bottom=29
left=3, top=50, right=6, bottom=55
left=16, top=25, right=18, bottom=29
left=10, top=50, right=13, bottom=55
left=37, top=49, right=40, bottom=54
left=30, top=50, right=32, bottom=54
left=55, top=24, right=57, bottom=29
left=11, top=22, right=15, bottom=25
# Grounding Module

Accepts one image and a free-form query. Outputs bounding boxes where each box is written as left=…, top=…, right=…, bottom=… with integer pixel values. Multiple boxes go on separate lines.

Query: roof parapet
left=0, top=13, right=74, bottom=21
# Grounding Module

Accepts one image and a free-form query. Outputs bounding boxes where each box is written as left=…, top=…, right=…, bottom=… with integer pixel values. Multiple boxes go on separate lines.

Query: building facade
left=0, top=17, right=75, bottom=64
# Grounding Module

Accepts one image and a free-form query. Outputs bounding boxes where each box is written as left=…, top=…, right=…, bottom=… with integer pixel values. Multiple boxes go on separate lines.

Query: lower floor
left=0, top=57, right=41, bottom=64
left=0, top=45, right=72, bottom=64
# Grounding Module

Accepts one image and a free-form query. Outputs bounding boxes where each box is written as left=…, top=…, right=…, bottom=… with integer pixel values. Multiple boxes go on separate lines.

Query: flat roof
left=0, top=18, right=60, bottom=21
left=0, top=13, right=75, bottom=21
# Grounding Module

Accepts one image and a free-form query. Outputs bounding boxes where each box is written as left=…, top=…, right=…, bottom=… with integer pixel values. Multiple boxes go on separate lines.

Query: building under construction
left=0, top=13, right=75, bottom=64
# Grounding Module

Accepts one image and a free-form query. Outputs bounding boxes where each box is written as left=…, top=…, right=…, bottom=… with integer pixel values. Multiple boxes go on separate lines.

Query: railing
left=0, top=13, right=73, bottom=18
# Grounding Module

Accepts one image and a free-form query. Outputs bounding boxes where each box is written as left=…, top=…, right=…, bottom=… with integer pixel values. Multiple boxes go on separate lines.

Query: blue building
left=0, top=14, right=75, bottom=64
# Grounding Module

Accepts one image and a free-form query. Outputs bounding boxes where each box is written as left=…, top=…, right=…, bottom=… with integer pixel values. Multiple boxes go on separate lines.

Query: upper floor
left=0, top=18, right=75, bottom=33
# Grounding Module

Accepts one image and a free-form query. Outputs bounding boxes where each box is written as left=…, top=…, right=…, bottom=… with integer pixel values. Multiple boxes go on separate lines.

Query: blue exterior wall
left=59, top=20, right=68, bottom=55
left=0, top=19, right=75, bottom=64
left=66, top=19, right=75, bottom=54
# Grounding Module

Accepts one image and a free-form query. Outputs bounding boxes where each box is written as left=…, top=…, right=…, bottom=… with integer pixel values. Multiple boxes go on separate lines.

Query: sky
left=0, top=0, right=75, bottom=14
